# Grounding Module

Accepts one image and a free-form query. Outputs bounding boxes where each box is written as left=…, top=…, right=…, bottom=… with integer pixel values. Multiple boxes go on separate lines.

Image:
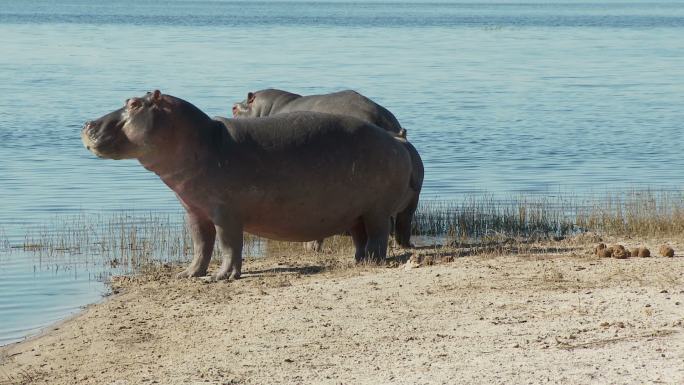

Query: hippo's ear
left=151, top=90, right=162, bottom=102
left=247, top=92, right=255, bottom=105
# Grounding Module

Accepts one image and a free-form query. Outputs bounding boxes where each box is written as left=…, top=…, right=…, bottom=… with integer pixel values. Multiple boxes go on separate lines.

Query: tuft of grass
left=0, top=227, right=9, bottom=252
left=414, top=195, right=578, bottom=242
left=575, top=190, right=684, bottom=237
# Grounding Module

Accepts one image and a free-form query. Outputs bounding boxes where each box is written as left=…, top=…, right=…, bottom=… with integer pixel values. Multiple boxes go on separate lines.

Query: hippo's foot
left=213, top=266, right=241, bottom=281
left=176, top=266, right=208, bottom=279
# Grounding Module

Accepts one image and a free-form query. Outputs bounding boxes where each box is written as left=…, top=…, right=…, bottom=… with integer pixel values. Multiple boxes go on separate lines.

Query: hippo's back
left=280, top=90, right=403, bottom=134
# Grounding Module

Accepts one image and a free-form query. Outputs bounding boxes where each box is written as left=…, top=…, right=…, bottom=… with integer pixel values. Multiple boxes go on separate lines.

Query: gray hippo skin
left=233, top=89, right=424, bottom=248
left=81, top=91, right=413, bottom=280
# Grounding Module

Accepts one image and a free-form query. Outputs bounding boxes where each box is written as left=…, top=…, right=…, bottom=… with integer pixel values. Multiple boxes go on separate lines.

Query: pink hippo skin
left=82, top=90, right=413, bottom=280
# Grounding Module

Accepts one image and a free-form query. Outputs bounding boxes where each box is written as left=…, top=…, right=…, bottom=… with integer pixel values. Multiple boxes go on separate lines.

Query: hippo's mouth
left=81, top=131, right=113, bottom=159
left=81, top=124, right=131, bottom=160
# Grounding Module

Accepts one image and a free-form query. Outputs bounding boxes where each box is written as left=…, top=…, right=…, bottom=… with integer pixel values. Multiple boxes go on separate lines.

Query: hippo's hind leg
left=350, top=222, right=368, bottom=263
left=394, top=194, right=419, bottom=248
left=177, top=212, right=216, bottom=278
left=214, top=220, right=244, bottom=281
left=360, top=213, right=391, bottom=264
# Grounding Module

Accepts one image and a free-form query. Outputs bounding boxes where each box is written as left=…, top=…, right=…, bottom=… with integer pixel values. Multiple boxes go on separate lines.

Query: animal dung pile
left=611, top=244, right=630, bottom=259
left=594, top=243, right=613, bottom=258
left=630, top=247, right=651, bottom=258
left=659, top=245, right=675, bottom=258
left=594, top=243, right=657, bottom=259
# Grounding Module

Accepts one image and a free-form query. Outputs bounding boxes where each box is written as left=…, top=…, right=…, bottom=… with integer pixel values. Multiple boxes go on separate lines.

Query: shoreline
left=0, top=293, right=110, bottom=349
left=2, top=239, right=683, bottom=385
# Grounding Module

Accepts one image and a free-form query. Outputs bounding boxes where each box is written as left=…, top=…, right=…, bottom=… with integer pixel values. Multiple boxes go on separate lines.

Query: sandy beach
left=1, top=237, right=683, bottom=385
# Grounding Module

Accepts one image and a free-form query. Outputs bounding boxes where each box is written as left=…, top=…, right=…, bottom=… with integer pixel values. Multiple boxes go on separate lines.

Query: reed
left=413, top=196, right=577, bottom=241
left=8, top=189, right=684, bottom=272
left=575, top=189, right=684, bottom=237
left=414, top=190, right=684, bottom=241
left=0, top=227, right=9, bottom=252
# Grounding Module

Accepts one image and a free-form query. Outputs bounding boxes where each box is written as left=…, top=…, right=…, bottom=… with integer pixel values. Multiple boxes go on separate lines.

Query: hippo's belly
left=239, top=195, right=365, bottom=241
left=243, top=220, right=354, bottom=242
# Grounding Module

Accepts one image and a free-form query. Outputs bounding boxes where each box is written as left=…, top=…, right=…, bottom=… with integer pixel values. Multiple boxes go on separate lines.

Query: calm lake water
left=1, top=0, right=684, bottom=345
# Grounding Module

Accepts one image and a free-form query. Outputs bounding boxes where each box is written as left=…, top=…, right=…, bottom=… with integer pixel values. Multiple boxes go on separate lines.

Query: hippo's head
left=81, top=90, right=210, bottom=161
left=231, top=92, right=256, bottom=118
left=81, top=90, right=166, bottom=159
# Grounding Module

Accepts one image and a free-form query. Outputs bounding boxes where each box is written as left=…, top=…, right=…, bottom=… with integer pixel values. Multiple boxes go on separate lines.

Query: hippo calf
left=233, top=88, right=424, bottom=248
left=82, top=91, right=413, bottom=280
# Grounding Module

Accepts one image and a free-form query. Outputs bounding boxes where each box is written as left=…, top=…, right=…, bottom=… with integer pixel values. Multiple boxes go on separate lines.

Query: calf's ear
left=247, top=92, right=255, bottom=105
left=152, top=89, right=162, bottom=102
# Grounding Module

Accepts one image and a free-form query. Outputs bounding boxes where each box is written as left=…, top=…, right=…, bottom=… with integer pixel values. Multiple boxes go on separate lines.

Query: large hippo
left=81, top=90, right=413, bottom=280
left=232, top=89, right=424, bottom=248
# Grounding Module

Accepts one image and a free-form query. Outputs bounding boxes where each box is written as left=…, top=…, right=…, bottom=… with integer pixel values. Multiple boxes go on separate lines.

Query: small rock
left=638, top=247, right=651, bottom=258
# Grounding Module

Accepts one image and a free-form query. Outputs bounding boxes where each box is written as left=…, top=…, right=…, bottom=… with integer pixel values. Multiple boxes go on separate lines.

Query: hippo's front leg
left=177, top=212, right=216, bottom=278
left=214, top=221, right=244, bottom=281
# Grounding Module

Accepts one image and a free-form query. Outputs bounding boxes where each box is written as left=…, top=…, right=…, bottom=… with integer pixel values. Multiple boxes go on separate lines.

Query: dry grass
left=418, top=189, right=684, bottom=241
left=415, top=195, right=576, bottom=240
left=575, top=190, right=684, bottom=237
left=7, top=189, right=684, bottom=274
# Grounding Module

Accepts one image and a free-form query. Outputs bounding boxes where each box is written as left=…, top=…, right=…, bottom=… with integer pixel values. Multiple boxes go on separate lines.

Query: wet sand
left=1, top=238, right=683, bottom=385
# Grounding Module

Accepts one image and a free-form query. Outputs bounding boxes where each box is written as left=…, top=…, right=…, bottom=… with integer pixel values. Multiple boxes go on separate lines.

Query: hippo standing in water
left=82, top=91, right=413, bottom=280
left=233, top=89, right=424, bottom=249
